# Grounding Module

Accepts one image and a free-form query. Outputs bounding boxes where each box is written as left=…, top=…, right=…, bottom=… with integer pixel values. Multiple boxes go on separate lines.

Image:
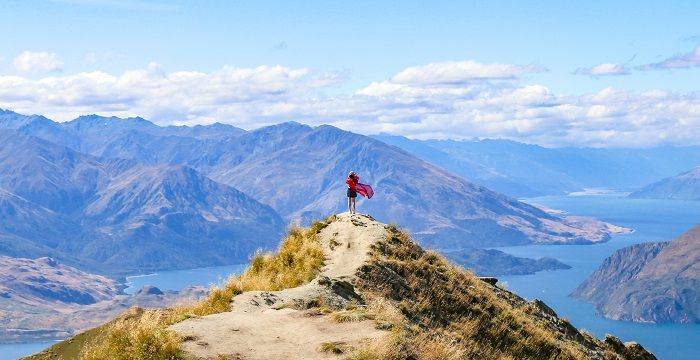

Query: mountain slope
left=28, top=214, right=655, bottom=360
left=0, top=130, right=285, bottom=274
left=0, top=188, right=78, bottom=248
left=629, top=166, right=700, bottom=200
left=75, top=164, right=285, bottom=273
left=0, top=129, right=116, bottom=214
left=572, top=225, right=700, bottom=323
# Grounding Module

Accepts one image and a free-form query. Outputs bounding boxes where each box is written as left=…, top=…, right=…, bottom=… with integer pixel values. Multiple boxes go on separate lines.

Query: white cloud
left=13, top=51, right=64, bottom=74
left=391, top=60, right=546, bottom=85
left=0, top=63, right=337, bottom=127
left=574, top=63, right=629, bottom=76
left=0, top=60, right=699, bottom=148
left=639, top=46, right=700, bottom=70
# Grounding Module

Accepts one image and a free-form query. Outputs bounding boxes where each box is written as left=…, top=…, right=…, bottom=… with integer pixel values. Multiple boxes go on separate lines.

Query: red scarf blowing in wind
left=346, top=173, right=374, bottom=199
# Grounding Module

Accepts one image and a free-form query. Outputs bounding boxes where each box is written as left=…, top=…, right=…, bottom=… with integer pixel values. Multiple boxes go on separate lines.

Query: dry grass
left=351, top=225, right=593, bottom=360
left=319, top=341, right=354, bottom=354
left=76, top=216, right=333, bottom=360
left=80, top=308, right=184, bottom=360
left=330, top=308, right=374, bottom=323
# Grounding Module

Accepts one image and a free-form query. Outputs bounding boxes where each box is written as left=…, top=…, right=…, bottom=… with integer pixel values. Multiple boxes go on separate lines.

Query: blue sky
left=1, top=0, right=699, bottom=147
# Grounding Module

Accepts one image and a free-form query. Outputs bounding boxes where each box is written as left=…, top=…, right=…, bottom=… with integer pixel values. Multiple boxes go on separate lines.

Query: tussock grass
left=80, top=308, right=184, bottom=360
left=319, top=341, right=354, bottom=354
left=72, top=216, right=333, bottom=360
left=330, top=308, right=374, bottom=323
left=352, top=225, right=593, bottom=360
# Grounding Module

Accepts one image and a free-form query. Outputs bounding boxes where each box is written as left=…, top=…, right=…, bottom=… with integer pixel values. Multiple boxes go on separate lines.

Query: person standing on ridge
left=346, top=171, right=358, bottom=214
left=346, top=171, right=374, bottom=215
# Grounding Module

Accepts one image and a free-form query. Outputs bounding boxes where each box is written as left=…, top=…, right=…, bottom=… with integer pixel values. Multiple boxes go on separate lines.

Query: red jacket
left=346, top=175, right=358, bottom=191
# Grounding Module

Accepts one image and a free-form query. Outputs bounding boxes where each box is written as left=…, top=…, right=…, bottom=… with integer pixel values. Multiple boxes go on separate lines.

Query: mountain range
left=373, top=134, right=700, bottom=197
left=0, top=110, right=620, bottom=258
left=571, top=225, right=700, bottom=323
left=629, top=166, right=700, bottom=201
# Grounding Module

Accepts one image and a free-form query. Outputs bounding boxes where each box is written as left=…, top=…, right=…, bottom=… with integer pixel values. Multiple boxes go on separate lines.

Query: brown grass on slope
left=26, top=216, right=334, bottom=360
left=348, top=225, right=655, bottom=360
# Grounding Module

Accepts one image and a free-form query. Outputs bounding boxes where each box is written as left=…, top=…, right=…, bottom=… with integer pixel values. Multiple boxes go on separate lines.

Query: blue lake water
left=496, top=193, right=700, bottom=360
left=124, top=263, right=247, bottom=294
left=0, top=342, right=58, bottom=360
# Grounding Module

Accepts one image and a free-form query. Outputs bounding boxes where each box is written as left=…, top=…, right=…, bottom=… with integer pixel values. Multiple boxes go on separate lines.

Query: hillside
left=0, top=110, right=624, bottom=250
left=27, top=214, right=655, bottom=360
left=572, top=225, right=700, bottom=323
left=0, top=256, right=119, bottom=307
left=0, top=256, right=205, bottom=343
left=0, top=129, right=284, bottom=274
left=628, top=166, right=700, bottom=200
left=373, top=134, right=700, bottom=197
left=445, top=248, right=571, bottom=276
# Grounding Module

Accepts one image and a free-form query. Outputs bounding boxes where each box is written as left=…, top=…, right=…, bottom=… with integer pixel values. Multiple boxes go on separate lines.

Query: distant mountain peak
left=0, top=109, right=53, bottom=129
left=629, top=165, right=700, bottom=201
left=249, top=121, right=313, bottom=139
left=69, top=114, right=155, bottom=127
left=267, top=120, right=312, bottom=130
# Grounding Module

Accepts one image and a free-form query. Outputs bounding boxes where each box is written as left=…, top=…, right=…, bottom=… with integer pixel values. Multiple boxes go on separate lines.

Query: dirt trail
left=170, top=213, right=388, bottom=359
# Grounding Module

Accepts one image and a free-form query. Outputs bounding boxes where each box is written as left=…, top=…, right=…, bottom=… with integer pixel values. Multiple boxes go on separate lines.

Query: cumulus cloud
left=0, top=60, right=699, bottom=147
left=574, top=63, right=629, bottom=76
left=0, top=63, right=338, bottom=127
left=390, top=60, right=546, bottom=85
left=13, top=51, right=64, bottom=74
left=639, top=46, right=700, bottom=70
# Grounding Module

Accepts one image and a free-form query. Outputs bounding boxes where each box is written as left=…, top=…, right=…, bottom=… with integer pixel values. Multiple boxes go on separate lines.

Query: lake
left=124, top=263, right=247, bottom=294
left=0, top=342, right=58, bottom=360
left=496, top=192, right=700, bottom=360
